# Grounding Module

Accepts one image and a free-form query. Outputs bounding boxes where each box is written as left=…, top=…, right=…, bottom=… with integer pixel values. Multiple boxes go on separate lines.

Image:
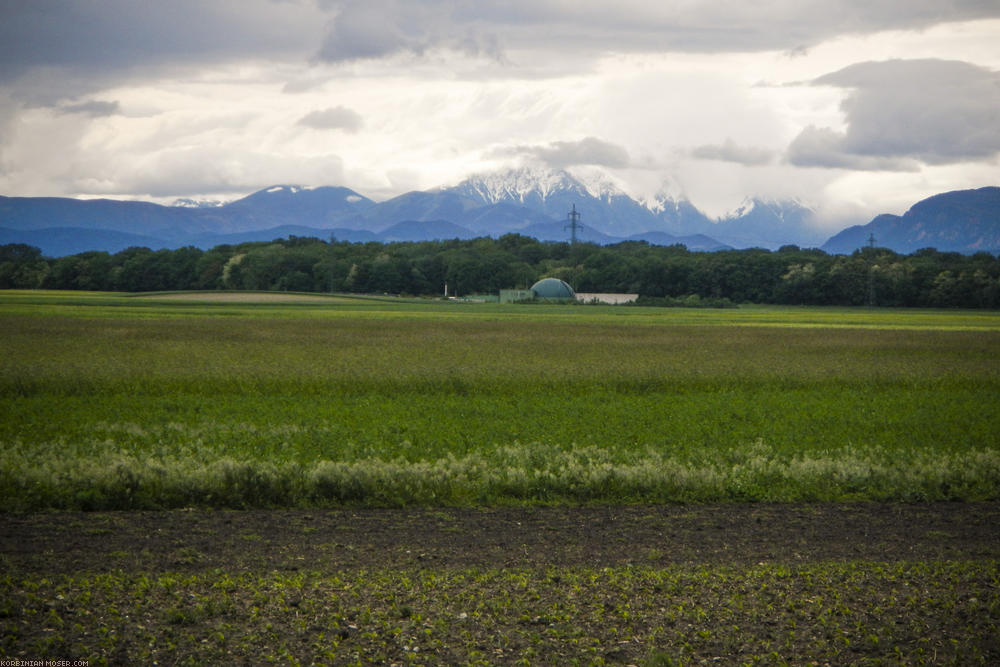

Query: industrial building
left=499, top=278, right=636, bottom=304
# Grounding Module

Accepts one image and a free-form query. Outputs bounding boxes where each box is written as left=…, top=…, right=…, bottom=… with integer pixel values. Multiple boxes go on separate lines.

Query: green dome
left=531, top=278, right=576, bottom=300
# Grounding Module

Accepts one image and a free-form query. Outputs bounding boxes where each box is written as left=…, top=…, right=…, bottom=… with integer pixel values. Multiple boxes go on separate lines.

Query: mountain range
left=822, top=187, right=1000, bottom=255
left=0, top=168, right=997, bottom=257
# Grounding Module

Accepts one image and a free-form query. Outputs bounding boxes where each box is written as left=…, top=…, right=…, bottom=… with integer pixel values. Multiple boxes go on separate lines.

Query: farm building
left=576, top=292, right=638, bottom=305
left=531, top=278, right=577, bottom=300
left=500, top=278, right=576, bottom=303
left=499, top=279, right=636, bottom=304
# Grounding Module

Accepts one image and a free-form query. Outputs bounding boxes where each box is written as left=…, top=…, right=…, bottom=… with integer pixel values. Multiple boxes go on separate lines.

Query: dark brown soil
left=3, top=503, right=998, bottom=575
left=4, top=504, right=999, bottom=666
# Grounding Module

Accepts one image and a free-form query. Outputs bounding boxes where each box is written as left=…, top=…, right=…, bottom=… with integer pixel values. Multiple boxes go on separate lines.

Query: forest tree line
left=2, top=234, right=999, bottom=308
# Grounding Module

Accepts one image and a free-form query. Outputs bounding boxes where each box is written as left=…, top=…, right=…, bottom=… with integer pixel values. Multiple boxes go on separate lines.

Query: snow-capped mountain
left=218, top=184, right=376, bottom=230
left=711, top=197, right=825, bottom=249
left=1, top=167, right=884, bottom=256
left=643, top=192, right=714, bottom=237
left=171, top=197, right=225, bottom=209
left=447, top=167, right=686, bottom=238
left=451, top=165, right=580, bottom=206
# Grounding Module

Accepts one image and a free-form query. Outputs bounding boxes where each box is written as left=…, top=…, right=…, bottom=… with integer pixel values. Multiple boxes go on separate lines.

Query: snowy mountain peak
left=455, top=165, right=584, bottom=205
left=263, top=184, right=319, bottom=195
left=171, top=197, right=224, bottom=208
left=569, top=166, right=631, bottom=202
left=725, top=197, right=757, bottom=220
left=453, top=165, right=641, bottom=210
left=722, top=196, right=813, bottom=223
left=643, top=191, right=687, bottom=215
left=639, top=175, right=689, bottom=214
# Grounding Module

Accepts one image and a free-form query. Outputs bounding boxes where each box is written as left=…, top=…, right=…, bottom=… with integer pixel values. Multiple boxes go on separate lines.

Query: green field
left=3, top=291, right=1000, bottom=664
left=2, top=291, right=998, bottom=509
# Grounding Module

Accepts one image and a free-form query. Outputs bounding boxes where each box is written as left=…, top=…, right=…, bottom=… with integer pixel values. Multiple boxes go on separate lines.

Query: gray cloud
left=315, top=1, right=1000, bottom=63
left=786, top=126, right=921, bottom=171
left=787, top=59, right=1000, bottom=169
left=0, top=0, right=325, bottom=82
left=317, top=0, right=502, bottom=63
left=492, top=137, right=631, bottom=169
left=59, top=100, right=120, bottom=117
left=2, top=1, right=997, bottom=78
left=298, top=106, right=363, bottom=132
left=691, top=139, right=774, bottom=166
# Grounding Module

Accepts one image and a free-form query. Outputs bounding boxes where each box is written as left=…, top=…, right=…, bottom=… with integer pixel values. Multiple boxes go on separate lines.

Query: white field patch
left=136, top=292, right=351, bottom=303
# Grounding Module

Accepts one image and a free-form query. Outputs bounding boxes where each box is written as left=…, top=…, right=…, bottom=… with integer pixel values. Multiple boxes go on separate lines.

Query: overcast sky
left=1, top=0, right=998, bottom=227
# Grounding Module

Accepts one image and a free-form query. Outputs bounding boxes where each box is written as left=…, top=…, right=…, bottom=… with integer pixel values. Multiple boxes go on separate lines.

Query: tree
left=0, top=244, right=48, bottom=289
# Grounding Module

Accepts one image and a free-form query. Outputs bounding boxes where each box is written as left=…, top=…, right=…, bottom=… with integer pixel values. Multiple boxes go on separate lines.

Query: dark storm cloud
left=492, top=137, right=631, bottom=169
left=2, top=1, right=997, bottom=77
left=691, top=139, right=774, bottom=166
left=0, top=0, right=325, bottom=82
left=787, top=59, right=1000, bottom=169
left=298, top=106, right=364, bottom=132
left=316, top=0, right=502, bottom=63
left=314, top=0, right=1000, bottom=63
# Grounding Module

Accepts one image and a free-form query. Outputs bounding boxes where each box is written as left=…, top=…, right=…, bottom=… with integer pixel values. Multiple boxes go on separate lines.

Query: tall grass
left=2, top=293, right=998, bottom=509
left=3, top=440, right=998, bottom=510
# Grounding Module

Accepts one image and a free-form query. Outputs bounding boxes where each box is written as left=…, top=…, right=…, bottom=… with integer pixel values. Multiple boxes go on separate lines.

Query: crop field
left=2, top=290, right=999, bottom=664
left=2, top=290, right=999, bottom=509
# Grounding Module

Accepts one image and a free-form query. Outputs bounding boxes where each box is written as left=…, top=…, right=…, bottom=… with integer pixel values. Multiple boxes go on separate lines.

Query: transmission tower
left=564, top=204, right=582, bottom=244
left=867, top=233, right=877, bottom=307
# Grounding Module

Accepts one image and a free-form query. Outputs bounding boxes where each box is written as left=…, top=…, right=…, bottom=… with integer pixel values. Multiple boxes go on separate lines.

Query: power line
left=564, top=204, right=582, bottom=244
left=867, top=233, right=876, bottom=307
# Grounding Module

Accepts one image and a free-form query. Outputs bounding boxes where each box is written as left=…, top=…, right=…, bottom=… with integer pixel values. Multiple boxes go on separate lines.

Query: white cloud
left=298, top=106, right=364, bottom=132
left=691, top=139, right=775, bottom=166
left=120, top=148, right=346, bottom=198
left=1, top=2, right=999, bottom=229
left=490, top=137, right=631, bottom=169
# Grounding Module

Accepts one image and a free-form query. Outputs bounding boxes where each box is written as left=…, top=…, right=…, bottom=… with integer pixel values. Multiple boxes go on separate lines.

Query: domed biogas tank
left=530, top=278, right=576, bottom=301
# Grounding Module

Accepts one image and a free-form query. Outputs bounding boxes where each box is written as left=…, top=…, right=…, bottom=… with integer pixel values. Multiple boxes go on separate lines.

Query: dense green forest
left=2, top=235, right=999, bottom=307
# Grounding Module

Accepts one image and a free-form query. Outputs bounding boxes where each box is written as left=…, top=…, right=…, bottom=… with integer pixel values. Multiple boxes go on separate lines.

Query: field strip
left=4, top=504, right=999, bottom=573
left=129, top=291, right=358, bottom=303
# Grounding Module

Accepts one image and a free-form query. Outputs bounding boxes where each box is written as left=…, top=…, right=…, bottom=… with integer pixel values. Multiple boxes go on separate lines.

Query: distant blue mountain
left=345, top=190, right=478, bottom=233
left=0, top=195, right=211, bottom=240
left=515, top=221, right=618, bottom=245
left=377, top=219, right=477, bottom=242
left=0, top=226, right=170, bottom=257
left=215, top=185, right=376, bottom=229
left=2, top=173, right=995, bottom=256
left=192, top=225, right=379, bottom=247
left=625, top=231, right=731, bottom=252
left=822, top=187, right=1000, bottom=254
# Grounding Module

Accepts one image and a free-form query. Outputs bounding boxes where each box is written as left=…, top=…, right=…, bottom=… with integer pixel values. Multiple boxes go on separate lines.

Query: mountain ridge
left=1, top=171, right=997, bottom=257
left=822, top=186, right=1000, bottom=254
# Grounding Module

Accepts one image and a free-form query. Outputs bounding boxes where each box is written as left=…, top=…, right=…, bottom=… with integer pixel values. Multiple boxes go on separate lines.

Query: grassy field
left=3, top=291, right=999, bottom=664
left=1, top=290, right=998, bottom=509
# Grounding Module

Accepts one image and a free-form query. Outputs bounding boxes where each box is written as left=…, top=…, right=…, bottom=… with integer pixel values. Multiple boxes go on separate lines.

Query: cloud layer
left=298, top=107, right=364, bottom=133
left=788, top=59, right=1000, bottom=170
left=315, top=1, right=1000, bottom=62
left=0, top=1, right=998, bottom=227
left=692, top=140, right=775, bottom=166
left=491, top=138, right=631, bottom=169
